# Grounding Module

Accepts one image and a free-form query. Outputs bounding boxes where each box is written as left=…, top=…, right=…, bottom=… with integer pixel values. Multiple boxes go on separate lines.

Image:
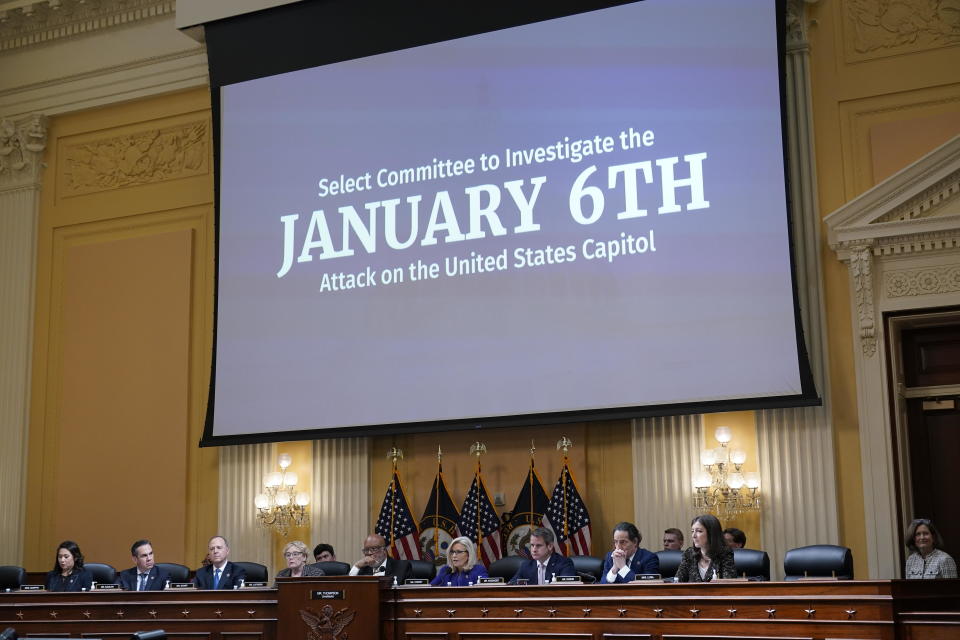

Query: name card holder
left=631, top=574, right=662, bottom=582
left=477, top=577, right=504, bottom=585
left=711, top=577, right=749, bottom=583
left=242, top=581, right=268, bottom=588
left=19, top=585, right=45, bottom=591
left=553, top=575, right=582, bottom=583
left=168, top=582, right=196, bottom=589
left=94, top=583, right=121, bottom=590
left=403, top=578, right=429, bottom=586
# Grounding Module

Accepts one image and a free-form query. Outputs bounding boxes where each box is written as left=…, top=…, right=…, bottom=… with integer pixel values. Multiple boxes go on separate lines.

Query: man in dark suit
left=508, top=527, right=576, bottom=585
left=348, top=534, right=412, bottom=582
left=194, top=535, right=247, bottom=590
left=117, top=539, right=170, bottom=591
left=601, top=522, right=659, bottom=583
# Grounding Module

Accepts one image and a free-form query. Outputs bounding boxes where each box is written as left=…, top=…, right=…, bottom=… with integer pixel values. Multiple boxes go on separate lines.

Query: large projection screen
left=203, top=0, right=818, bottom=445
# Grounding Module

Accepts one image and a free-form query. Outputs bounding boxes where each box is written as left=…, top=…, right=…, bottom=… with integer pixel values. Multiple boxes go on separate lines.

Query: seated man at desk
left=601, top=522, right=659, bottom=583
left=118, top=539, right=170, bottom=591
left=348, top=534, right=412, bottom=582
left=509, top=527, right=576, bottom=585
left=194, top=535, right=246, bottom=590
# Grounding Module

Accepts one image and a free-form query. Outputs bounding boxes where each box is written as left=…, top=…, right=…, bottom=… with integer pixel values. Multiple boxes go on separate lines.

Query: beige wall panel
left=27, top=87, right=217, bottom=571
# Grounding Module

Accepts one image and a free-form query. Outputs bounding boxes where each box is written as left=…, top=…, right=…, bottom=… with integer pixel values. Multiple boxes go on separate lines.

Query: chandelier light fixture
left=254, top=453, right=310, bottom=536
left=693, top=426, right=760, bottom=517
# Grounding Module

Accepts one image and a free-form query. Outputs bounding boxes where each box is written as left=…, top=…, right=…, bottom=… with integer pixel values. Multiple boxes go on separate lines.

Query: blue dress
left=430, top=564, right=488, bottom=586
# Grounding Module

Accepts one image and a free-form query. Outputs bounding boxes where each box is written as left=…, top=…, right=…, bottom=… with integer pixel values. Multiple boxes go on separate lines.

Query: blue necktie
left=138, top=573, right=147, bottom=591
left=213, top=568, right=221, bottom=589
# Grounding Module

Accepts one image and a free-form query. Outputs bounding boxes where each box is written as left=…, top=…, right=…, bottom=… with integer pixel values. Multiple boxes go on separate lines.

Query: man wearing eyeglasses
left=348, top=533, right=412, bottom=582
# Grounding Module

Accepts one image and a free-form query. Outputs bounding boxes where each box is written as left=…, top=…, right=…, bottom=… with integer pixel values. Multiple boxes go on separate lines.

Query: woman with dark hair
left=904, top=518, right=957, bottom=579
left=45, top=540, right=94, bottom=592
left=674, top=514, right=737, bottom=582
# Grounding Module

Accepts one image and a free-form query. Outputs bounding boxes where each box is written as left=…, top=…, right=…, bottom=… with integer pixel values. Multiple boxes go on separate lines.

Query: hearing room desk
left=2, top=578, right=958, bottom=640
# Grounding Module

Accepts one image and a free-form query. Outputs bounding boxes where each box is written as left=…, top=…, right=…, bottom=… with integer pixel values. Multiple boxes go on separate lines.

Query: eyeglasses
left=362, top=546, right=385, bottom=555
left=284, top=552, right=306, bottom=558
left=911, top=519, right=931, bottom=526
left=448, top=549, right=467, bottom=555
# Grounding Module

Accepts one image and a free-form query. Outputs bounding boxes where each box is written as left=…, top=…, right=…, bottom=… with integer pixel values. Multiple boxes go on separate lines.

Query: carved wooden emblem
left=300, top=605, right=357, bottom=640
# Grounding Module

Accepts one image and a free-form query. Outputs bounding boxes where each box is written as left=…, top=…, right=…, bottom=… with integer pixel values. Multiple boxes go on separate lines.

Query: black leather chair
left=314, top=561, right=351, bottom=576
left=85, top=562, right=117, bottom=585
left=487, top=555, right=525, bottom=580
left=156, top=562, right=190, bottom=583
left=233, top=562, right=268, bottom=582
left=655, top=550, right=682, bottom=579
left=0, top=565, right=26, bottom=590
left=732, top=548, right=770, bottom=581
left=783, top=544, right=854, bottom=580
left=408, top=560, right=436, bottom=580
left=570, top=555, right=603, bottom=583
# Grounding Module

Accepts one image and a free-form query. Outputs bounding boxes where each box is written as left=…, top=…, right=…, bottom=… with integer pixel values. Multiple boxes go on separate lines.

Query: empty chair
left=570, top=555, right=603, bottom=583
left=655, top=550, right=682, bottom=579
left=232, top=562, right=268, bottom=582
left=85, top=562, right=117, bottom=585
left=486, top=555, right=525, bottom=581
left=408, top=560, right=436, bottom=581
left=783, top=544, right=854, bottom=580
left=314, top=561, right=351, bottom=576
left=0, top=565, right=26, bottom=590
left=732, top=548, right=770, bottom=581
left=155, top=562, right=190, bottom=583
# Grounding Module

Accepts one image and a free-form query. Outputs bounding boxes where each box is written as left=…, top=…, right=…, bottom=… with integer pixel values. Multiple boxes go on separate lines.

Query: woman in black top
left=45, top=540, right=93, bottom=592
left=675, top=514, right=736, bottom=582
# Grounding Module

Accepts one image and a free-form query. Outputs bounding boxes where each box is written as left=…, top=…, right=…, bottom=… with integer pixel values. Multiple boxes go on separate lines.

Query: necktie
left=538, top=563, right=546, bottom=585
left=138, top=573, right=147, bottom=591
left=213, top=568, right=221, bottom=589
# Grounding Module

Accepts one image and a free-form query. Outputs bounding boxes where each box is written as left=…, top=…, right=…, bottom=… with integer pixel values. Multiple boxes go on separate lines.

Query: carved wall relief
left=844, top=0, right=960, bottom=62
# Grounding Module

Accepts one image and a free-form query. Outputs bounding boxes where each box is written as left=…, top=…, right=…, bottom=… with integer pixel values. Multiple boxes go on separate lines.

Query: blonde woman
left=276, top=540, right=326, bottom=578
left=431, top=536, right=488, bottom=586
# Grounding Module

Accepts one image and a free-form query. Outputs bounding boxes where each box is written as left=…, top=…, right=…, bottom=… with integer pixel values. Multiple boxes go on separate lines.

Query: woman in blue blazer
left=431, top=536, right=488, bottom=586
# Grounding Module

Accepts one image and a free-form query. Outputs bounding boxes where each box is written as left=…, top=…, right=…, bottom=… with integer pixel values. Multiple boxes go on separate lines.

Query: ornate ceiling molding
left=0, top=0, right=174, bottom=53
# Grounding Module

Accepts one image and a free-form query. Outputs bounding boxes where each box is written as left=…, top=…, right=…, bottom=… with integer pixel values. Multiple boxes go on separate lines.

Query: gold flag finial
left=530, top=439, right=536, bottom=458
left=437, top=445, right=443, bottom=462
left=387, top=447, right=404, bottom=464
left=556, top=436, right=573, bottom=454
left=470, top=441, right=487, bottom=458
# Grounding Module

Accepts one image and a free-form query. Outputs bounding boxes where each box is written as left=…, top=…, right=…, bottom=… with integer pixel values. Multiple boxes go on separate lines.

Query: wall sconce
left=693, top=426, right=760, bottom=517
left=254, top=453, right=310, bottom=536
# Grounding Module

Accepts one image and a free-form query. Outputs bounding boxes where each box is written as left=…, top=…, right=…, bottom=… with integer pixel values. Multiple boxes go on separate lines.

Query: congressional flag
left=544, top=462, right=592, bottom=556
left=418, top=462, right=460, bottom=563
left=504, top=461, right=551, bottom=558
left=375, top=471, right=421, bottom=560
left=457, top=471, right=503, bottom=566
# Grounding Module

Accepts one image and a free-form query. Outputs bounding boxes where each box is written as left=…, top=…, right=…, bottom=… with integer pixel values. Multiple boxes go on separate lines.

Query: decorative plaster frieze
left=0, top=0, right=174, bottom=53
left=61, top=119, right=207, bottom=196
left=886, top=263, right=960, bottom=298
left=873, top=231, right=960, bottom=256
left=849, top=243, right=877, bottom=357
left=873, top=174, right=960, bottom=224
left=845, top=0, right=960, bottom=61
left=0, top=112, right=46, bottom=190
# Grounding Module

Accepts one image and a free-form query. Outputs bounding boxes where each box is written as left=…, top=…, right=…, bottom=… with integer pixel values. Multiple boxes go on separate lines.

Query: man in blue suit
left=508, top=527, right=576, bottom=585
left=117, top=539, right=170, bottom=591
left=601, top=522, right=659, bottom=583
left=194, top=535, right=247, bottom=589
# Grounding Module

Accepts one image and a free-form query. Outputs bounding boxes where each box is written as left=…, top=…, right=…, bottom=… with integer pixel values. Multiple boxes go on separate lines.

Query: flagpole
left=529, top=440, right=536, bottom=525
left=470, top=441, right=486, bottom=551
left=388, top=447, right=403, bottom=557
left=434, top=446, right=442, bottom=561
left=557, top=436, right=572, bottom=555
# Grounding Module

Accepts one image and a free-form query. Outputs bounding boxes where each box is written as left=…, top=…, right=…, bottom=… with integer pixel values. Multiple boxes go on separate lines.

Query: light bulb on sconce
left=692, top=425, right=760, bottom=517
left=254, top=455, right=310, bottom=536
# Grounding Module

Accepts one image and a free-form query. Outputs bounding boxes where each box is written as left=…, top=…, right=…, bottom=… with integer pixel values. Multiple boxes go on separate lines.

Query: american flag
left=544, top=462, right=592, bottom=556
left=375, top=471, right=421, bottom=560
left=457, top=473, right=503, bottom=566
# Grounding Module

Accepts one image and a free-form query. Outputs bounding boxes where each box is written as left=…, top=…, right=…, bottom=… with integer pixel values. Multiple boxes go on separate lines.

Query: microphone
left=131, top=631, right=167, bottom=640
left=0, top=628, right=18, bottom=640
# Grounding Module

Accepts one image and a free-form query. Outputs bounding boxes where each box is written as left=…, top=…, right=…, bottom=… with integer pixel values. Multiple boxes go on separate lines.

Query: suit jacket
left=45, top=567, right=93, bottom=592
left=356, top=556, right=412, bottom=582
left=600, top=548, right=660, bottom=583
left=194, top=561, right=246, bottom=590
left=674, top=546, right=736, bottom=582
left=118, top=565, right=170, bottom=591
left=276, top=563, right=327, bottom=578
left=509, top=552, right=576, bottom=585
left=431, top=563, right=488, bottom=586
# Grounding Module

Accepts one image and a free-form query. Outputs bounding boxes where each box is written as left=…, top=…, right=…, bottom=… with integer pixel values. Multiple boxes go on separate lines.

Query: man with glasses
left=601, top=522, right=659, bottom=583
left=348, top=533, right=412, bottom=582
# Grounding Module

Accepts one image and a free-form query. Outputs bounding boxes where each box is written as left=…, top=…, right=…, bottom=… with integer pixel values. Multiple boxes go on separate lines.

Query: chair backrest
left=655, top=550, right=682, bottom=579
left=233, top=561, right=268, bottom=582
left=85, top=562, right=117, bottom=584
left=408, top=560, right=436, bottom=580
left=156, top=562, right=190, bottom=583
left=0, top=565, right=27, bottom=589
left=314, top=561, right=351, bottom=576
left=487, top=555, right=525, bottom=580
left=570, top=555, right=603, bottom=583
left=733, top=548, right=770, bottom=581
left=783, top=544, right=854, bottom=580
